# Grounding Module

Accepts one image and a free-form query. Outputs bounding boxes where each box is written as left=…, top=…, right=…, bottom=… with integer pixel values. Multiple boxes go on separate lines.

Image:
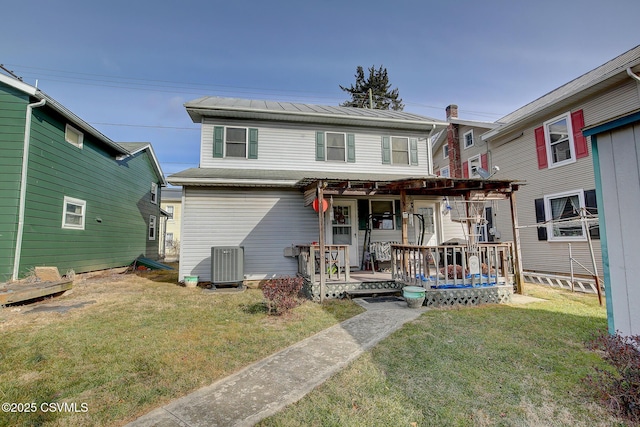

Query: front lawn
left=259, top=284, right=625, bottom=426
left=0, top=268, right=363, bottom=427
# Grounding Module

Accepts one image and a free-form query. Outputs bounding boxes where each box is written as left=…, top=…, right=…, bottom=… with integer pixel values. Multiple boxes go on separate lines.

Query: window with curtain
left=544, top=191, right=585, bottom=240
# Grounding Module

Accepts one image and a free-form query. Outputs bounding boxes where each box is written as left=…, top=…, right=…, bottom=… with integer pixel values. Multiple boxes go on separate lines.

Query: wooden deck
left=0, top=280, right=73, bottom=305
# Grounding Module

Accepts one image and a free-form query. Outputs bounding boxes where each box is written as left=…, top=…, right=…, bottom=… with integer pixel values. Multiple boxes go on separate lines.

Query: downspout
left=12, top=98, right=46, bottom=280
left=627, top=68, right=640, bottom=100
left=426, top=124, right=436, bottom=175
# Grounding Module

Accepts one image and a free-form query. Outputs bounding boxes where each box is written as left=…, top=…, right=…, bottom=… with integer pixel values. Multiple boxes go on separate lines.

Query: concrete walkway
left=126, top=298, right=426, bottom=427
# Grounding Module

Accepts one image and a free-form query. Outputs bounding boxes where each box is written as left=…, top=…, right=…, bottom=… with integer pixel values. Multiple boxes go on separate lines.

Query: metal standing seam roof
left=184, top=96, right=447, bottom=130
left=485, top=44, right=640, bottom=139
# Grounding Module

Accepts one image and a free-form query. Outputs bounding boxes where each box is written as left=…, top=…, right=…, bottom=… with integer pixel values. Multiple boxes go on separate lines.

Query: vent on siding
left=211, top=246, right=244, bottom=285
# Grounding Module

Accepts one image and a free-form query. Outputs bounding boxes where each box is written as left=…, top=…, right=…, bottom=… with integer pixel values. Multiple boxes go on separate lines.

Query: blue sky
left=2, top=0, right=639, bottom=178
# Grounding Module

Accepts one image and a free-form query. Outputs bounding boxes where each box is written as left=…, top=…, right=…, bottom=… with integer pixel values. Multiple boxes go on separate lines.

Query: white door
left=325, top=200, right=359, bottom=267
left=413, top=202, right=438, bottom=246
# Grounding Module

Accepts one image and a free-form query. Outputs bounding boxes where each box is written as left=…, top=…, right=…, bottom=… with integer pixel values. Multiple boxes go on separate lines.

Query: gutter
left=13, top=98, right=46, bottom=280
left=627, top=67, right=640, bottom=83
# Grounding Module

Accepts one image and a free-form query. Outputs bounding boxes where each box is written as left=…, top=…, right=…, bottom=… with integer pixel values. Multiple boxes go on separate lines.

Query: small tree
left=340, top=65, right=404, bottom=111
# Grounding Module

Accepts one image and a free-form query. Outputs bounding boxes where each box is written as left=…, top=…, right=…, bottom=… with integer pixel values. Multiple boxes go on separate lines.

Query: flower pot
left=184, top=275, right=198, bottom=288
left=403, top=286, right=426, bottom=308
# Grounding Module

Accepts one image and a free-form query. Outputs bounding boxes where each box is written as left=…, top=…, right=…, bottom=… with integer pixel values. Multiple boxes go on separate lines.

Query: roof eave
left=484, top=61, right=640, bottom=141
left=185, top=106, right=447, bottom=132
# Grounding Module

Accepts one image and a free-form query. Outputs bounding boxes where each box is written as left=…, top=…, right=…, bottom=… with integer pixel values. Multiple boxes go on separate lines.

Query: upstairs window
left=166, top=205, right=174, bottom=220
left=545, top=114, right=574, bottom=167
left=62, top=196, right=86, bottom=230
left=440, top=166, right=450, bottom=177
left=392, top=137, right=409, bottom=164
left=443, top=144, right=449, bottom=159
left=213, top=126, right=258, bottom=159
left=150, top=183, right=158, bottom=204
left=226, top=127, right=247, bottom=158
left=65, top=124, right=83, bottom=148
left=468, top=155, right=482, bottom=178
left=535, top=110, right=588, bottom=169
left=463, top=130, right=474, bottom=149
left=316, top=132, right=355, bottom=162
left=326, top=132, right=346, bottom=161
left=381, top=136, right=419, bottom=165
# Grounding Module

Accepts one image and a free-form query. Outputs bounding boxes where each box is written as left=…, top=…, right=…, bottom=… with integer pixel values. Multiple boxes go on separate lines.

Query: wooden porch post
left=400, top=190, right=408, bottom=244
left=317, top=181, right=326, bottom=303
left=509, top=190, right=524, bottom=294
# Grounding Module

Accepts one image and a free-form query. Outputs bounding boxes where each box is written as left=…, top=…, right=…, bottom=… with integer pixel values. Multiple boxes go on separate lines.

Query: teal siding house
left=0, top=73, right=166, bottom=282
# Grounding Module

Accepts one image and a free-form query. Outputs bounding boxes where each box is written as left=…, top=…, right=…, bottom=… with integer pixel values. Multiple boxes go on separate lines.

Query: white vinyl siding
left=179, top=188, right=319, bottom=281
left=199, top=120, right=429, bottom=175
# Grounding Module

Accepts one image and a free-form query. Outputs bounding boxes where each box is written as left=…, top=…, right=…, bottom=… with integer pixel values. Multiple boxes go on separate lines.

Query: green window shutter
left=213, top=126, right=224, bottom=158
left=381, top=136, right=391, bottom=164
left=347, top=133, right=356, bottom=162
left=248, top=128, right=258, bottom=159
left=410, top=138, right=418, bottom=165
left=316, top=131, right=325, bottom=161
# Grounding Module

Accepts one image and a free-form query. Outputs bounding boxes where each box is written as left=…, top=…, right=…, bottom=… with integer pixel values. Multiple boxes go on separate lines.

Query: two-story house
left=482, top=46, right=640, bottom=297
left=431, top=104, right=501, bottom=243
left=169, top=97, right=521, bottom=298
left=0, top=73, right=166, bottom=282
left=160, top=187, right=183, bottom=261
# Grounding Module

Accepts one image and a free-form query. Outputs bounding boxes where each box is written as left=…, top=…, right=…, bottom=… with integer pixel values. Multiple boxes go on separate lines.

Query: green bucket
left=184, top=275, right=198, bottom=287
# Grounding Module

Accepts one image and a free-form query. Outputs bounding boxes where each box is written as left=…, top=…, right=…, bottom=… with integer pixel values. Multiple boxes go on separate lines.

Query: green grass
left=258, top=285, right=626, bottom=427
left=0, top=269, right=363, bottom=427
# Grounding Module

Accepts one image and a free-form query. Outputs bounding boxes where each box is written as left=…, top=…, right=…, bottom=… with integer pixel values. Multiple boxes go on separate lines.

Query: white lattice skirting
left=423, top=285, right=513, bottom=307
left=523, top=271, right=601, bottom=294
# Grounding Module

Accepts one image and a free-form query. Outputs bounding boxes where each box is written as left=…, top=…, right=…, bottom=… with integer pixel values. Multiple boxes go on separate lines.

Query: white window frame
left=65, top=124, right=84, bottom=149
left=544, top=112, right=576, bottom=168
left=150, top=183, right=158, bottom=204
left=165, top=205, right=174, bottom=220
left=467, top=154, right=482, bottom=178
left=440, top=166, right=450, bottom=177
left=544, top=189, right=586, bottom=242
left=149, top=215, right=157, bottom=240
left=62, top=196, right=86, bottom=230
left=166, top=232, right=174, bottom=243
left=370, top=199, right=397, bottom=230
left=325, top=132, right=346, bottom=162
left=463, top=130, right=474, bottom=149
left=225, top=127, right=248, bottom=158
left=391, top=136, right=410, bottom=165
left=443, top=144, right=449, bottom=159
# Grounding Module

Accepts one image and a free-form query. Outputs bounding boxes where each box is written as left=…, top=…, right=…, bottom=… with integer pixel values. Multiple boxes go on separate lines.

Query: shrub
left=584, top=330, right=640, bottom=423
left=262, top=276, right=304, bottom=315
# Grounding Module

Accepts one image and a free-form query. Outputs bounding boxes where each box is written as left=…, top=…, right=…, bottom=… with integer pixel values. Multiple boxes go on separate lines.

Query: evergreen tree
left=340, top=65, right=404, bottom=111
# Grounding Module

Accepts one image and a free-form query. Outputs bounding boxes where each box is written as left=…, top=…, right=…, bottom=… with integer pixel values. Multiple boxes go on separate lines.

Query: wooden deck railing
left=391, top=243, right=514, bottom=288
left=297, top=245, right=350, bottom=283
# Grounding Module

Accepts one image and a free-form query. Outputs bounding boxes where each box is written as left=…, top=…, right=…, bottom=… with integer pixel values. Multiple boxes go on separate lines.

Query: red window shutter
left=534, top=126, right=548, bottom=169
left=481, top=153, right=488, bottom=170
left=571, top=110, right=588, bottom=159
left=463, top=161, right=469, bottom=178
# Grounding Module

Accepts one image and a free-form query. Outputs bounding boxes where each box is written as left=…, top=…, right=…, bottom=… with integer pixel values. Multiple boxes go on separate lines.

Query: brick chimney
left=445, top=104, right=462, bottom=177
left=445, top=104, right=458, bottom=121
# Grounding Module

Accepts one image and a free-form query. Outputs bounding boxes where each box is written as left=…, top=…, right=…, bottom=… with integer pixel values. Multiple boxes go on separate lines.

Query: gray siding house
left=482, top=47, right=640, bottom=287
left=169, top=97, right=487, bottom=283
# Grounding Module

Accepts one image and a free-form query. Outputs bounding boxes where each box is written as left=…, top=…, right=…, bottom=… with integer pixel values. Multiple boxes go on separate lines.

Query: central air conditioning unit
left=211, top=246, right=244, bottom=287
